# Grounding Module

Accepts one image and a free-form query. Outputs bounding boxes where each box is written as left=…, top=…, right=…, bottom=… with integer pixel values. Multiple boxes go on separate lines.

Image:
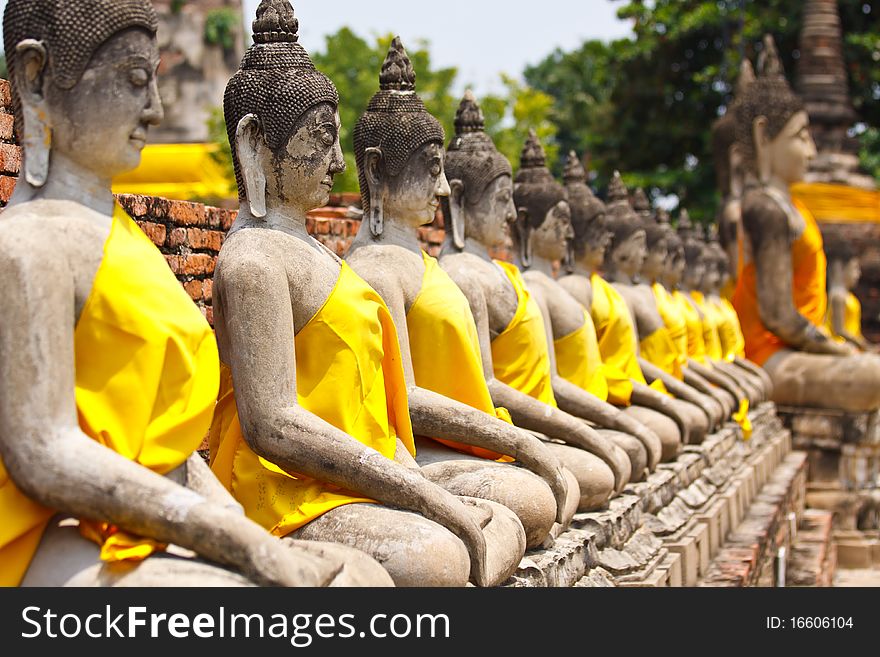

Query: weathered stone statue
left=732, top=35, right=880, bottom=411
left=209, top=5, right=522, bottom=587
left=439, top=96, right=639, bottom=507
left=345, top=40, right=572, bottom=550
left=0, top=0, right=388, bottom=587
left=559, top=168, right=699, bottom=459
left=507, top=141, right=662, bottom=480
left=824, top=238, right=872, bottom=351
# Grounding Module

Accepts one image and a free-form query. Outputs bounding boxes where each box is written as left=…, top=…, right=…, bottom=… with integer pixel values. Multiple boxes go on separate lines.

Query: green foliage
left=204, top=8, right=240, bottom=52
left=171, top=0, right=186, bottom=14
left=525, top=0, right=880, bottom=221
left=859, top=127, right=880, bottom=182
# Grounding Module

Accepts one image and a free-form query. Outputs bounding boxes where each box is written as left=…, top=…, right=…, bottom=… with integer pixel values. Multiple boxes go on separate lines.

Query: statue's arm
left=742, top=194, right=847, bottom=354
left=639, top=358, right=717, bottom=426
left=557, top=275, right=592, bottom=309
left=0, top=243, right=330, bottom=587
left=218, top=255, right=489, bottom=581
left=829, top=288, right=867, bottom=349
left=629, top=382, right=691, bottom=445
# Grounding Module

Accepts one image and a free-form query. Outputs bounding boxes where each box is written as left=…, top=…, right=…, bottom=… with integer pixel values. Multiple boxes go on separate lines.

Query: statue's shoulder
left=740, top=187, right=789, bottom=244
left=0, top=199, right=109, bottom=262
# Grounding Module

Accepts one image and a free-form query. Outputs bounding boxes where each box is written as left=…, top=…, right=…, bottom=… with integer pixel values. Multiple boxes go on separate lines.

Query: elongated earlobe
left=15, top=40, right=50, bottom=188
left=365, top=147, right=384, bottom=237
left=448, top=179, right=466, bottom=250
left=516, top=208, right=532, bottom=268
left=236, top=114, right=267, bottom=218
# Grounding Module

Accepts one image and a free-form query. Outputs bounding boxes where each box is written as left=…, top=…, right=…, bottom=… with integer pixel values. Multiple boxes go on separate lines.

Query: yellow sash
left=690, top=291, right=724, bottom=361
left=674, top=289, right=708, bottom=365
left=825, top=291, right=864, bottom=342
left=640, top=327, right=683, bottom=380
left=0, top=204, right=219, bottom=586
left=554, top=309, right=609, bottom=401
left=653, top=283, right=689, bottom=373
left=209, top=262, right=415, bottom=537
left=407, top=252, right=513, bottom=461
left=713, top=297, right=746, bottom=361
left=491, top=261, right=557, bottom=406
left=589, top=275, right=648, bottom=405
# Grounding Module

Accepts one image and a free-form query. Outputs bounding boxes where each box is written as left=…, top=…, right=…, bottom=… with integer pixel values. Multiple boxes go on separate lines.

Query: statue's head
left=701, top=225, right=724, bottom=293
left=641, top=206, right=672, bottom=284
left=682, top=222, right=707, bottom=290
left=604, top=171, right=647, bottom=278
left=662, top=228, right=686, bottom=289
left=712, top=59, right=755, bottom=200
left=734, top=35, right=815, bottom=187
left=3, top=0, right=161, bottom=188
left=354, top=37, right=449, bottom=237
left=224, top=0, right=343, bottom=218
left=630, top=187, right=652, bottom=222
left=442, top=90, right=514, bottom=250
left=512, top=131, right=572, bottom=267
left=562, top=151, right=609, bottom=272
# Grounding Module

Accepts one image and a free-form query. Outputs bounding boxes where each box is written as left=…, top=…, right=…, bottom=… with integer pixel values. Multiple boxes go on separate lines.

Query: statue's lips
left=129, top=130, right=148, bottom=149
left=320, top=176, right=333, bottom=188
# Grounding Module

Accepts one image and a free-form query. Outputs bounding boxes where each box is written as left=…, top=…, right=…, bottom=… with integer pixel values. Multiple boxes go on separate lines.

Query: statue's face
left=531, top=200, right=573, bottom=262
left=268, top=103, right=344, bottom=211
left=580, top=211, right=611, bottom=270
left=44, top=28, right=162, bottom=179
left=762, top=110, right=816, bottom=185
left=610, top=229, right=647, bottom=277
left=844, top=257, right=861, bottom=290
left=664, top=249, right=685, bottom=287
left=466, top=174, right=515, bottom=248
left=641, top=238, right=668, bottom=282
left=384, top=142, right=450, bottom=227
left=703, top=259, right=721, bottom=291
left=683, top=257, right=705, bottom=289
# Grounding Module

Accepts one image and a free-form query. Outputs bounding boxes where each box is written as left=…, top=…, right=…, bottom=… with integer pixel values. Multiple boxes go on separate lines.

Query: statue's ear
left=364, top=147, right=385, bottom=237
left=14, top=39, right=50, bottom=188
left=447, top=178, right=466, bottom=250
left=728, top=143, right=744, bottom=197
left=752, top=116, right=771, bottom=184
left=235, top=114, right=267, bottom=218
left=516, top=207, right=532, bottom=268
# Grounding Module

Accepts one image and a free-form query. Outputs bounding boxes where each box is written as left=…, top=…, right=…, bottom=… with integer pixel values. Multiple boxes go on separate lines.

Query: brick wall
left=0, top=78, right=512, bottom=324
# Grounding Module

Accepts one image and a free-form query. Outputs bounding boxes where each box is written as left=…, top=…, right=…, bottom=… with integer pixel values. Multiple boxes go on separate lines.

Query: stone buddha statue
left=558, top=168, right=705, bottom=458
left=209, top=4, right=524, bottom=587
left=824, top=238, right=871, bottom=351
left=0, top=0, right=389, bottom=587
left=344, top=40, right=573, bottom=550
left=438, top=95, right=639, bottom=508
left=712, top=60, right=756, bottom=290
left=731, top=34, right=880, bottom=411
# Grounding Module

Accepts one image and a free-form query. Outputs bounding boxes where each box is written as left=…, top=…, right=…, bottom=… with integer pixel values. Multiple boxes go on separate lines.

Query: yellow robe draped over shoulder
left=715, top=297, right=746, bottom=361
left=825, top=291, right=864, bottom=343
left=590, top=274, right=648, bottom=405
left=653, top=282, right=689, bottom=373
left=407, top=252, right=512, bottom=461
left=554, top=309, right=609, bottom=401
left=209, top=262, right=415, bottom=537
left=690, top=291, right=724, bottom=361
left=674, top=289, right=708, bottom=365
left=491, top=260, right=557, bottom=406
left=0, top=204, right=219, bottom=587
left=640, top=327, right=682, bottom=380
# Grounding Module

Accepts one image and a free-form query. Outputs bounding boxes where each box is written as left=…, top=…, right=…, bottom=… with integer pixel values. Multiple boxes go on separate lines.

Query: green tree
left=525, top=0, right=880, bottom=220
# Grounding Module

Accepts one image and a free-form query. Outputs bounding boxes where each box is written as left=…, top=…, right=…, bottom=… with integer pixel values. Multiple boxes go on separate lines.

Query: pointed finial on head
left=757, top=34, right=784, bottom=78
left=631, top=187, right=651, bottom=214
left=607, top=170, right=628, bottom=204
left=736, top=58, right=756, bottom=96
left=252, top=0, right=299, bottom=43
left=654, top=207, right=670, bottom=225
left=379, top=36, right=416, bottom=91
left=520, top=129, right=546, bottom=169
left=454, top=89, right=485, bottom=134
left=563, top=151, right=587, bottom=184
left=677, top=208, right=692, bottom=236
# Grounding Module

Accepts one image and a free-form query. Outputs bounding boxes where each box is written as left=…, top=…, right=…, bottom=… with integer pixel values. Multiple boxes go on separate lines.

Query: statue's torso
left=522, top=269, right=584, bottom=339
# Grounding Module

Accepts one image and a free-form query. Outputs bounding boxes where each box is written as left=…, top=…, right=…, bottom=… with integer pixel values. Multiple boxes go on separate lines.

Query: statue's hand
left=629, top=423, right=662, bottom=472
left=511, top=430, right=570, bottom=523
left=697, top=393, right=723, bottom=429
left=445, top=500, right=489, bottom=586
left=246, top=534, right=343, bottom=587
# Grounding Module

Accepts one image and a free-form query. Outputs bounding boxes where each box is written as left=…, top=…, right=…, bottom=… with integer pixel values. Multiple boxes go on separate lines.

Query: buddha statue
left=558, top=167, right=703, bottom=459
left=438, top=95, right=640, bottom=508
left=0, top=0, right=389, bottom=587
left=344, top=40, right=572, bottom=550
left=732, top=34, right=880, bottom=412
left=711, top=59, right=756, bottom=291
left=824, top=238, right=872, bottom=351
left=209, top=4, right=523, bottom=587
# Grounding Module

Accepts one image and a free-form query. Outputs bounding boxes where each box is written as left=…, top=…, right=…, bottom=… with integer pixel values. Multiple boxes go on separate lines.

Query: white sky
left=0, top=0, right=634, bottom=94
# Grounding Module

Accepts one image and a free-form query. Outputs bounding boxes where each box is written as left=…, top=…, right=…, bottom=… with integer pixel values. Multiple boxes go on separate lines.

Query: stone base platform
left=788, top=509, right=836, bottom=586
left=505, top=402, right=804, bottom=587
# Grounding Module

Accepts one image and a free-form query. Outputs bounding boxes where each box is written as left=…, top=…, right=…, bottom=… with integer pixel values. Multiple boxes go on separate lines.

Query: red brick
left=184, top=279, right=203, bottom=301
left=187, top=227, right=224, bottom=251
left=203, top=305, right=214, bottom=326
left=121, top=195, right=150, bottom=218
left=0, top=114, right=14, bottom=141
left=168, top=200, right=207, bottom=226
left=168, top=227, right=187, bottom=248
left=313, top=218, right=331, bottom=235
left=138, top=221, right=166, bottom=247
left=345, top=219, right=361, bottom=237
left=202, top=278, right=213, bottom=302
left=329, top=218, right=346, bottom=235
left=165, top=255, right=183, bottom=275
left=0, top=81, right=11, bottom=108
left=0, top=175, right=17, bottom=204
left=0, top=143, right=21, bottom=174
left=180, top=254, right=215, bottom=276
